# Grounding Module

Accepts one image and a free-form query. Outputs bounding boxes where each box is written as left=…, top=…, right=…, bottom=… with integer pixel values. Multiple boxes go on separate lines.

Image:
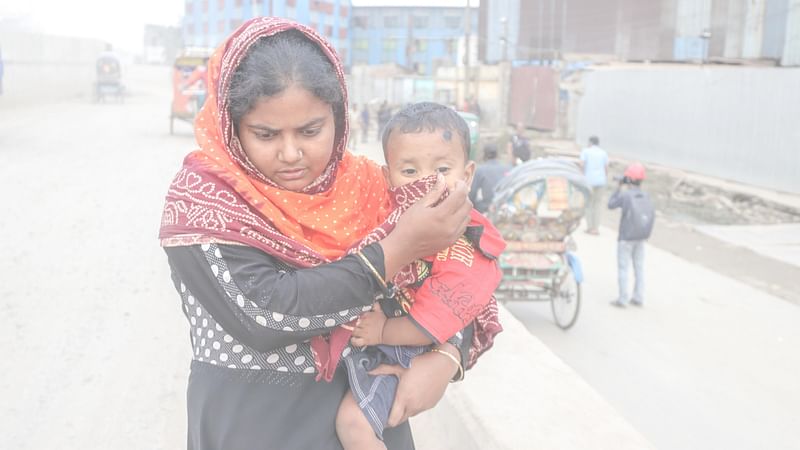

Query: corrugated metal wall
left=507, top=66, right=558, bottom=131
left=575, top=66, right=800, bottom=194
left=781, top=0, right=800, bottom=65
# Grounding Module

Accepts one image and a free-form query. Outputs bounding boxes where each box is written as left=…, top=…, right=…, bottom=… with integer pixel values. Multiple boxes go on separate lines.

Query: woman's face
left=237, top=84, right=336, bottom=192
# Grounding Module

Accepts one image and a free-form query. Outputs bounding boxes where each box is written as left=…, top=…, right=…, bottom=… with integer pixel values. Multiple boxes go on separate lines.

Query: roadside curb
left=412, top=304, right=656, bottom=449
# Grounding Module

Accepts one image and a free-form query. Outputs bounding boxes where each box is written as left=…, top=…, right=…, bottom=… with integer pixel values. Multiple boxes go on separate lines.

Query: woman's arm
left=166, top=242, right=388, bottom=353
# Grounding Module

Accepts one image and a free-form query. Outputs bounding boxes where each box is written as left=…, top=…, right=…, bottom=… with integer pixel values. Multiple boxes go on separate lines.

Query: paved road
left=505, top=223, right=800, bottom=450
left=0, top=65, right=189, bottom=449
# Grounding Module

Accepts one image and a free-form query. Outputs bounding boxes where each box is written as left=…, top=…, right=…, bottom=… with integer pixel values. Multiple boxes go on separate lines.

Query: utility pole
left=463, top=0, right=471, bottom=107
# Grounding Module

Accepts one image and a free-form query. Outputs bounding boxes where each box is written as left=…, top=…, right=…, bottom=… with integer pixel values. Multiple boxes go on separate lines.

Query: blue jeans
left=617, top=240, right=645, bottom=304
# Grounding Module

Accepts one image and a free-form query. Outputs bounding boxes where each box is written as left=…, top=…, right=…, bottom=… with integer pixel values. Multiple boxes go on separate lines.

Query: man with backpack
left=608, top=162, right=655, bottom=308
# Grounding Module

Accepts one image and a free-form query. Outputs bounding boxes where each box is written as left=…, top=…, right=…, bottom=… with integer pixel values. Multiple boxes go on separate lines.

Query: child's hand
left=350, top=302, right=387, bottom=347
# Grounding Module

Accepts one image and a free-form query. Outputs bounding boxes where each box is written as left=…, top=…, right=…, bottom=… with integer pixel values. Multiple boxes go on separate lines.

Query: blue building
left=182, top=0, right=352, bottom=64
left=350, top=6, right=478, bottom=75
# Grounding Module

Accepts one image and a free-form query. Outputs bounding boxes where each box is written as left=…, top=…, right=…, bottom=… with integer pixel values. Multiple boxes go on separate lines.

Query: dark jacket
left=608, top=186, right=655, bottom=241
left=470, top=159, right=511, bottom=213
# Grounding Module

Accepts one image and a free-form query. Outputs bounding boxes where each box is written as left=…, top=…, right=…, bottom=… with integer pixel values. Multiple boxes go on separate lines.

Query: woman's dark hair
left=228, top=29, right=344, bottom=135
left=381, top=102, right=470, bottom=160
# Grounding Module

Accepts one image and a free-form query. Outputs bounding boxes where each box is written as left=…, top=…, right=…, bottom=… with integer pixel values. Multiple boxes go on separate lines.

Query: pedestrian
left=608, top=162, right=655, bottom=308
left=360, top=103, right=370, bottom=143
left=508, top=122, right=531, bottom=165
left=470, top=143, right=512, bottom=213
left=579, top=135, right=609, bottom=235
left=334, top=102, right=506, bottom=449
left=158, top=18, right=499, bottom=449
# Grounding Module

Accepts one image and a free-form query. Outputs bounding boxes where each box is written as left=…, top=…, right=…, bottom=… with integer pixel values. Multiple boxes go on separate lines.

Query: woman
left=160, top=18, right=495, bottom=449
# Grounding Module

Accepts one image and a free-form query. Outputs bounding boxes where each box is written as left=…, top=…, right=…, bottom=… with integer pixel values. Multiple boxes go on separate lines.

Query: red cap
left=623, top=162, right=646, bottom=181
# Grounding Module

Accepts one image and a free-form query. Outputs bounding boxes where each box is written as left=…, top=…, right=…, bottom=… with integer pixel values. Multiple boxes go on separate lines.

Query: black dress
left=166, top=242, right=468, bottom=450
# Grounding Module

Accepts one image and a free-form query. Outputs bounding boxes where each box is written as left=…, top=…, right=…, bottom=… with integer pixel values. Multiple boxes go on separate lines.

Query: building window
left=203, top=21, right=209, bottom=33
left=354, top=38, right=368, bottom=50
left=415, top=39, right=428, bottom=52
left=412, top=16, right=428, bottom=29
left=353, top=16, right=368, bottom=28
left=445, top=39, right=456, bottom=54
left=287, top=0, right=296, bottom=6
left=186, top=1, right=193, bottom=14
left=186, top=23, right=194, bottom=35
left=218, top=0, right=225, bottom=11
left=384, top=16, right=400, bottom=28
left=218, top=19, right=225, bottom=33
left=325, top=25, right=333, bottom=36
left=382, top=39, right=397, bottom=62
left=339, top=28, right=348, bottom=39
left=235, top=0, right=243, bottom=6
left=340, top=5, right=348, bottom=17
left=202, top=0, right=208, bottom=13
left=444, top=16, right=461, bottom=29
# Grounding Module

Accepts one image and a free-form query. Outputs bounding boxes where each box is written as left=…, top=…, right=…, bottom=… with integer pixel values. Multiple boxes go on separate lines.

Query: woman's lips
left=277, top=168, right=306, bottom=181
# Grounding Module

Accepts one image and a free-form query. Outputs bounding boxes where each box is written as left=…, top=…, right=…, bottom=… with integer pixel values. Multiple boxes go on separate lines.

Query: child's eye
left=401, top=168, right=417, bottom=176
left=437, top=167, right=451, bottom=174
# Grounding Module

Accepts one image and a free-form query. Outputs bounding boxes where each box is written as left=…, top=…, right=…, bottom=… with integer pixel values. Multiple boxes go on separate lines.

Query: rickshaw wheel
left=551, top=268, right=581, bottom=330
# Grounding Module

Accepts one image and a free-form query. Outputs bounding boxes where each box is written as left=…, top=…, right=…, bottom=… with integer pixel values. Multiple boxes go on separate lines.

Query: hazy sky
left=1, top=0, right=475, bottom=52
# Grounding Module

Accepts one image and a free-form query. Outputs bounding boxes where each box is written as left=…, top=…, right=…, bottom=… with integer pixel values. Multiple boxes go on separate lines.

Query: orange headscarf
left=160, top=18, right=390, bottom=265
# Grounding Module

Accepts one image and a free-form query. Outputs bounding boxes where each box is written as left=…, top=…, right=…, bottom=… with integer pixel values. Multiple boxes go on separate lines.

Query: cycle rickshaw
left=94, top=52, right=124, bottom=103
left=488, top=158, right=589, bottom=330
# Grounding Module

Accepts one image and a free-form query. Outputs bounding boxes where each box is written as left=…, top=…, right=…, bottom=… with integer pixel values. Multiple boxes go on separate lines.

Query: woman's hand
left=368, top=343, right=460, bottom=427
left=380, top=175, right=472, bottom=279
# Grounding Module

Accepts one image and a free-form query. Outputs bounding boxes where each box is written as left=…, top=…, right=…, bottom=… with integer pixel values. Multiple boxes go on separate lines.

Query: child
left=335, top=102, right=506, bottom=449
left=608, top=162, right=655, bottom=307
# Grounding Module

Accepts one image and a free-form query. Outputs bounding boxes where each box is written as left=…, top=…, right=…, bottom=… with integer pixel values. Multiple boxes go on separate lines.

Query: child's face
left=383, top=130, right=475, bottom=190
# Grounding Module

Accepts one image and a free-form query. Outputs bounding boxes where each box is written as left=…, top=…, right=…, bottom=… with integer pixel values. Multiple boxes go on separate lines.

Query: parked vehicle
left=170, top=48, right=213, bottom=134
left=488, top=158, right=589, bottom=329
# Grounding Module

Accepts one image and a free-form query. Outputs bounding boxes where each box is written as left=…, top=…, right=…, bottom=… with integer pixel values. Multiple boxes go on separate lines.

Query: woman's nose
left=279, top=138, right=303, bottom=163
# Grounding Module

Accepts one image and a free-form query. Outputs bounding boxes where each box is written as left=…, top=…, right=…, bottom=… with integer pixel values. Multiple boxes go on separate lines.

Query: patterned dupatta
left=159, top=17, right=390, bottom=265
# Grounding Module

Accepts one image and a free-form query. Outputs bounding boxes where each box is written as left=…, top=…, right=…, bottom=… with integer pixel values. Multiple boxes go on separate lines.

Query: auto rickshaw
left=94, top=52, right=124, bottom=103
left=170, top=48, right=213, bottom=134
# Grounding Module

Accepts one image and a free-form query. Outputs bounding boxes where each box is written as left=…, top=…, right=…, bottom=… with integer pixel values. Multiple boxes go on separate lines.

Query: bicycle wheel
left=551, top=267, right=581, bottom=330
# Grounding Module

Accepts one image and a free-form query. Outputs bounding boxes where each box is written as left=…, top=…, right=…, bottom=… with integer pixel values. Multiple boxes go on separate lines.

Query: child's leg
left=336, top=390, right=386, bottom=450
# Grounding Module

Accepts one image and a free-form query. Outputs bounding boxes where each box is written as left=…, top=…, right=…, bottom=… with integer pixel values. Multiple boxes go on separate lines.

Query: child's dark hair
left=381, top=102, right=470, bottom=160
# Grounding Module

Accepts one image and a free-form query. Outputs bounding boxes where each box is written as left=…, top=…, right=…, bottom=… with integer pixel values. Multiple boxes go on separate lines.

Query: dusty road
left=505, top=211, right=800, bottom=450
left=1, top=65, right=190, bottom=449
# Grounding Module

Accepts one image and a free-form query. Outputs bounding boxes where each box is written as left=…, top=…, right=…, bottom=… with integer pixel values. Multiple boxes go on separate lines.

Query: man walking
left=470, top=143, right=511, bottom=213
left=608, top=163, right=655, bottom=308
left=579, top=136, right=608, bottom=234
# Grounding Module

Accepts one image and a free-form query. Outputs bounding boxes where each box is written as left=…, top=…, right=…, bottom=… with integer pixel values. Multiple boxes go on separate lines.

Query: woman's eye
left=301, top=128, right=321, bottom=137
left=255, top=132, right=275, bottom=140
